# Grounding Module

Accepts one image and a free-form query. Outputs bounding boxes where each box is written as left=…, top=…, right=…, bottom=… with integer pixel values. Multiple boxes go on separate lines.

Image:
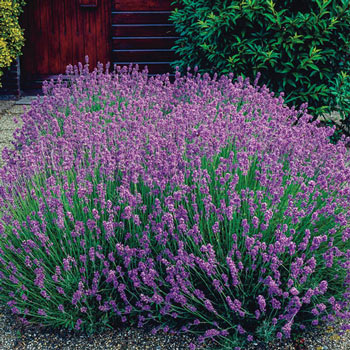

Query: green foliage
left=169, top=0, right=350, bottom=119
left=0, top=0, right=26, bottom=87
left=326, top=62, right=350, bottom=143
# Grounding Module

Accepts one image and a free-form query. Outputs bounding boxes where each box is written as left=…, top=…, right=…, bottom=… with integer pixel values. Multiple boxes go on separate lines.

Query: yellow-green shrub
left=0, top=0, right=25, bottom=87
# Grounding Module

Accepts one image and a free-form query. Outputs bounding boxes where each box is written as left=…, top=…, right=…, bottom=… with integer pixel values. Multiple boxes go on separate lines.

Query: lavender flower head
left=0, top=62, right=349, bottom=348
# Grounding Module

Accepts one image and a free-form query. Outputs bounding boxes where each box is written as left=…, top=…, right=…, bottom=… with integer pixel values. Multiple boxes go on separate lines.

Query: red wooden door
left=20, top=0, right=111, bottom=89
left=112, top=0, right=179, bottom=77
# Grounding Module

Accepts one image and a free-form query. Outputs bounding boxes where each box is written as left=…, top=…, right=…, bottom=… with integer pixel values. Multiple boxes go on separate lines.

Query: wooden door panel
left=96, top=0, right=110, bottom=68
left=48, top=0, right=62, bottom=74
left=82, top=5, right=97, bottom=70
left=32, top=0, right=50, bottom=75
left=21, top=0, right=111, bottom=84
left=60, top=0, right=74, bottom=69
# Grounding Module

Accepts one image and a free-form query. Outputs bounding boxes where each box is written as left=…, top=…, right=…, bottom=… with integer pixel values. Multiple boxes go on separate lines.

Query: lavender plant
left=0, top=62, right=350, bottom=349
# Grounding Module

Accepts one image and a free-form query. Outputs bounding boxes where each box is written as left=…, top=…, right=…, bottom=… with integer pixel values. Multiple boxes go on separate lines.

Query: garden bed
left=0, top=65, right=350, bottom=350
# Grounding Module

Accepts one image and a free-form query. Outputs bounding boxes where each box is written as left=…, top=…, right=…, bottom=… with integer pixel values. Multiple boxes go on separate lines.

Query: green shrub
left=0, top=0, right=26, bottom=87
left=169, top=0, right=350, bottom=120
left=326, top=62, right=350, bottom=143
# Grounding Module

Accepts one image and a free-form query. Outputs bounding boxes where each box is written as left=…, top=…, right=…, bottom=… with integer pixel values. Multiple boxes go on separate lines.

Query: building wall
left=1, top=0, right=181, bottom=93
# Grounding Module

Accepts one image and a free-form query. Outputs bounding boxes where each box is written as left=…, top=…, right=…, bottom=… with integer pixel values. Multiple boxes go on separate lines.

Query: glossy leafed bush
left=169, top=0, right=350, bottom=120
left=328, top=66, right=350, bottom=143
left=0, top=63, right=350, bottom=349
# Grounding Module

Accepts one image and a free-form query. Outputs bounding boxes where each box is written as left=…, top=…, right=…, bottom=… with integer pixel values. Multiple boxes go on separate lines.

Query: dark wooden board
left=81, top=5, right=97, bottom=71
left=49, top=0, right=62, bottom=74
left=112, top=25, right=176, bottom=37
left=112, top=11, right=172, bottom=24
left=37, top=0, right=50, bottom=75
left=60, top=0, right=74, bottom=71
left=113, top=0, right=175, bottom=11
left=112, top=50, right=176, bottom=62
left=97, top=0, right=111, bottom=66
left=112, top=62, right=175, bottom=75
left=112, top=38, right=178, bottom=50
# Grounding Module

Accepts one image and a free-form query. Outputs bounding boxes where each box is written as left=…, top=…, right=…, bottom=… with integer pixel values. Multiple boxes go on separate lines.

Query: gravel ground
left=0, top=97, right=350, bottom=350
left=0, top=301, right=349, bottom=350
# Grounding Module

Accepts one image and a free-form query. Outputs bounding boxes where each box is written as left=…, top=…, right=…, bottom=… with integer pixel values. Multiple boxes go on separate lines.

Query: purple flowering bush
left=0, top=61, right=350, bottom=349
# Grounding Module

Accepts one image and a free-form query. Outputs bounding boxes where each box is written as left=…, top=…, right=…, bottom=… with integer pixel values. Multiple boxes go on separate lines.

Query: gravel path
left=0, top=99, right=23, bottom=169
left=0, top=97, right=349, bottom=350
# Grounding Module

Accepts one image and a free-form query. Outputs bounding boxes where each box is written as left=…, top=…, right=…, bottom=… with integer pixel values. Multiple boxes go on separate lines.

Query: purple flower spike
left=0, top=62, right=349, bottom=350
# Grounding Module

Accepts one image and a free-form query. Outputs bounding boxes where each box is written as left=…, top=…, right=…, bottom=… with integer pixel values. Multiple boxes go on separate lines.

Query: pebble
left=0, top=303, right=349, bottom=350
